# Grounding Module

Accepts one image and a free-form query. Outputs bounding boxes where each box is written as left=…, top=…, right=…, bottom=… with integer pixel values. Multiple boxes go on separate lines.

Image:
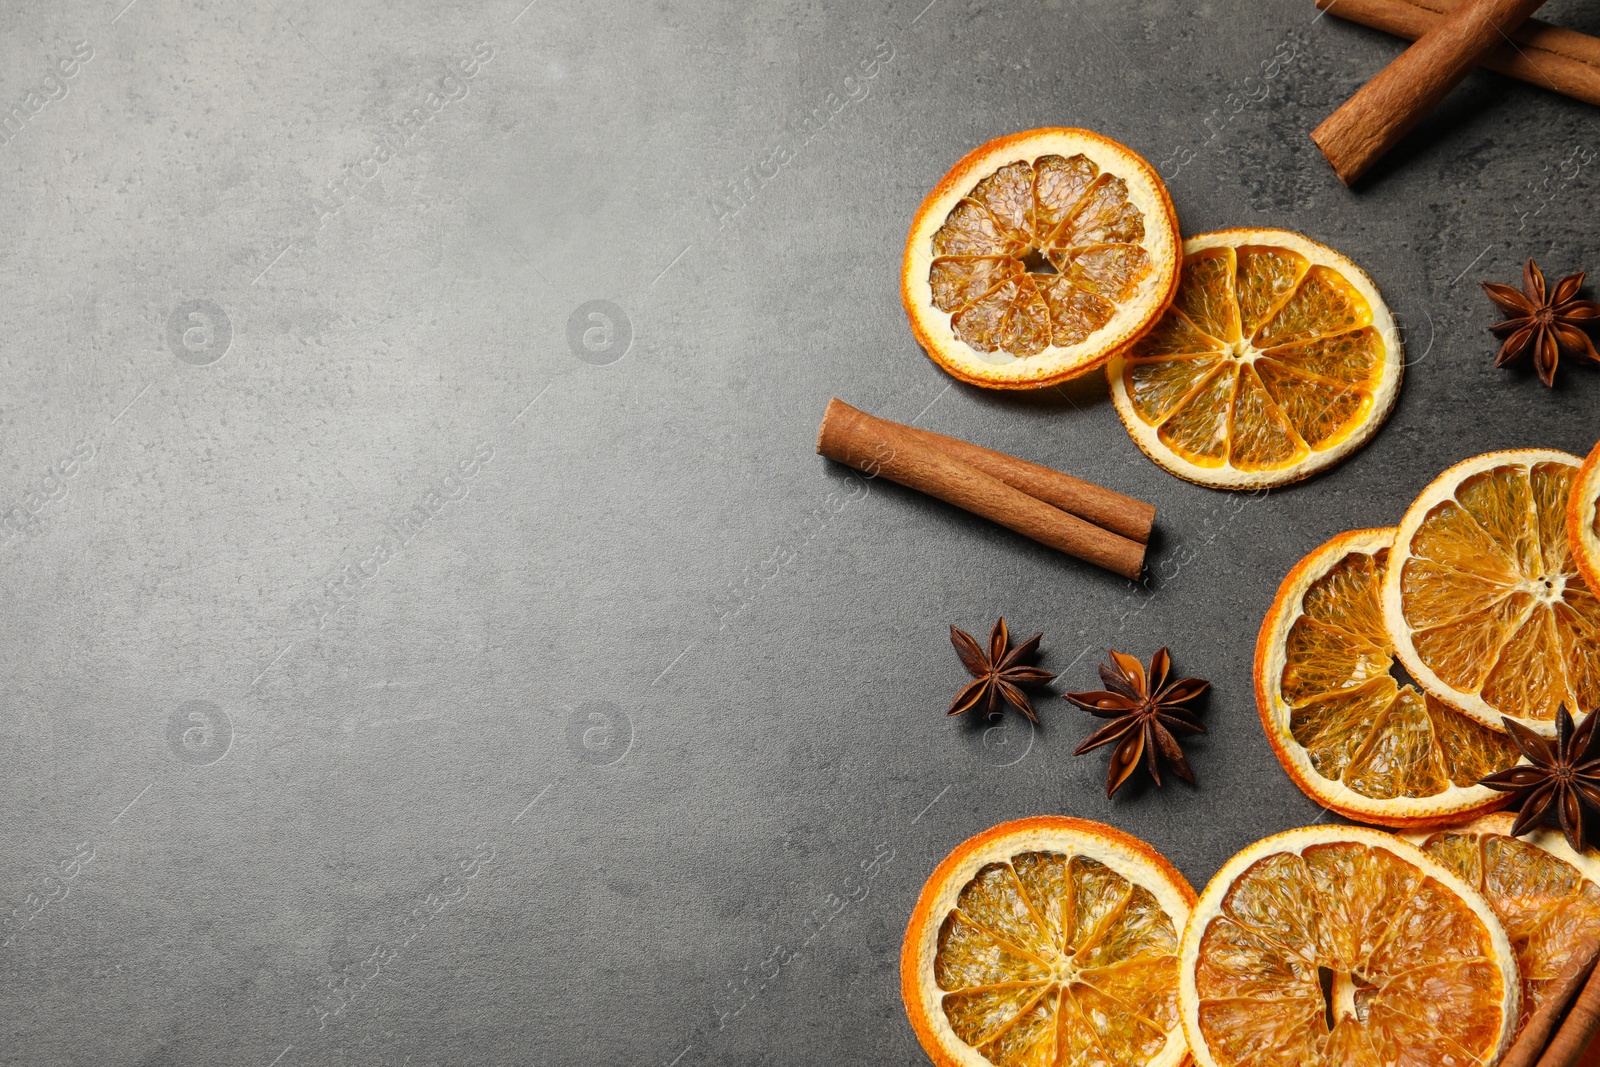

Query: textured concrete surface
left=2, top=0, right=1600, bottom=1064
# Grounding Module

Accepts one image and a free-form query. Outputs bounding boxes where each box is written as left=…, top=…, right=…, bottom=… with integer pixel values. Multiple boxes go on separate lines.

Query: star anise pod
left=1066, top=648, right=1208, bottom=797
left=1479, top=706, right=1600, bottom=853
left=947, top=618, right=1056, bottom=723
left=1481, top=259, right=1600, bottom=387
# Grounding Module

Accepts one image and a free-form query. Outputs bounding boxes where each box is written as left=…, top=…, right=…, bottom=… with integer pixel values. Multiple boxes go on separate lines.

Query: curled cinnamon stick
left=1500, top=939, right=1600, bottom=1067
left=815, top=399, right=1147, bottom=579
left=1537, top=941, right=1600, bottom=1067
left=1316, top=0, right=1600, bottom=107
left=824, top=400, right=1155, bottom=543
left=1311, top=0, right=1548, bottom=184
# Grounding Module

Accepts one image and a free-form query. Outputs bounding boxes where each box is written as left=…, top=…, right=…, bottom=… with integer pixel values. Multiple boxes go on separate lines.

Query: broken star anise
left=1479, top=706, right=1600, bottom=853
left=1066, top=648, right=1208, bottom=798
left=1481, top=258, right=1600, bottom=387
left=947, top=618, right=1056, bottom=723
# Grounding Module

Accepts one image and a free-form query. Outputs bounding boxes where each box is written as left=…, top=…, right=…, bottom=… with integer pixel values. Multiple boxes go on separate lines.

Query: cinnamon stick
left=1538, top=943, right=1600, bottom=1067
left=1316, top=0, right=1600, bottom=107
left=1500, top=939, right=1600, bottom=1067
left=823, top=400, right=1155, bottom=543
left=1311, top=0, right=1548, bottom=184
left=815, top=399, right=1147, bottom=579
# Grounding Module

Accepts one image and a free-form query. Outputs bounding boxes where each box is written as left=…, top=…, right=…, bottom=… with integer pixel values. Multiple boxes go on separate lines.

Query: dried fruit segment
left=1229, top=365, right=1306, bottom=471
left=904, top=129, right=1180, bottom=388
left=930, top=257, right=1018, bottom=313
left=1254, top=359, right=1371, bottom=451
left=1125, top=354, right=1224, bottom=425
left=1051, top=175, right=1145, bottom=248
left=944, top=984, right=1052, bottom=1047
left=934, top=198, right=1026, bottom=257
left=1412, top=816, right=1600, bottom=1035
left=969, top=162, right=1036, bottom=243
left=1058, top=244, right=1152, bottom=301
left=1109, top=229, right=1402, bottom=489
left=1254, top=266, right=1373, bottom=348
left=952, top=277, right=1053, bottom=357
left=1342, top=688, right=1450, bottom=798
left=1256, top=528, right=1519, bottom=827
left=904, top=816, right=1194, bottom=1067
left=1259, top=327, right=1386, bottom=385
left=1033, top=153, right=1099, bottom=238
left=1385, top=450, right=1600, bottom=736
left=1291, top=680, right=1398, bottom=780
left=1301, top=547, right=1387, bottom=637
left=1124, top=310, right=1227, bottom=360
left=936, top=911, right=1049, bottom=990
left=1280, top=618, right=1389, bottom=706
left=1180, top=827, right=1518, bottom=1067
left=1171, top=249, right=1240, bottom=344
left=1035, top=274, right=1114, bottom=349
left=1155, top=366, right=1234, bottom=466
left=1236, top=245, right=1309, bottom=336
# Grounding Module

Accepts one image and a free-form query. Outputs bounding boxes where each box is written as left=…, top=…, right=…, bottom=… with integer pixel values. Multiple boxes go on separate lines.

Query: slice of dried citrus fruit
left=902, top=128, right=1181, bottom=390
left=1179, top=824, right=1518, bottom=1067
left=902, top=815, right=1195, bottom=1067
left=1569, top=438, right=1600, bottom=597
left=1107, top=229, right=1403, bottom=489
left=1255, top=527, right=1519, bottom=827
left=1383, top=448, right=1600, bottom=737
left=1404, top=812, right=1600, bottom=1037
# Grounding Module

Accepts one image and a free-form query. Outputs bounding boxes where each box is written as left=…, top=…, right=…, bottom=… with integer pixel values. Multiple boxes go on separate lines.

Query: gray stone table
left=2, top=0, right=1598, bottom=1064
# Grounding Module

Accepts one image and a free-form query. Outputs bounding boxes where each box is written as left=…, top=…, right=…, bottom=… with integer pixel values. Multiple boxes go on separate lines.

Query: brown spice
left=1479, top=707, right=1600, bottom=853
left=1066, top=648, right=1208, bottom=797
left=947, top=618, right=1056, bottom=723
left=816, top=398, right=1149, bottom=579
left=1482, top=259, right=1600, bottom=386
left=1310, top=0, right=1549, bottom=184
left=1314, top=0, right=1600, bottom=108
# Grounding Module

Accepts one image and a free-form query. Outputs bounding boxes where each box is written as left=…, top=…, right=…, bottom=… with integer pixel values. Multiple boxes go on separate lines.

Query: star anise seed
left=1481, top=258, right=1600, bottom=387
left=1066, top=648, right=1208, bottom=798
left=1479, top=706, right=1600, bottom=853
left=947, top=618, right=1056, bottom=724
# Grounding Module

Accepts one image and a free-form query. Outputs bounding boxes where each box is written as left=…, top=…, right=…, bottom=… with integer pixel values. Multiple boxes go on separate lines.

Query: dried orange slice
left=1404, top=813, right=1600, bottom=1036
left=1179, top=824, right=1518, bottom=1067
left=1570, top=438, right=1600, bottom=597
left=1107, top=229, right=1403, bottom=489
left=1255, top=527, right=1519, bottom=827
left=902, top=128, right=1181, bottom=390
left=902, top=816, right=1195, bottom=1067
left=1383, top=448, right=1600, bottom=737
